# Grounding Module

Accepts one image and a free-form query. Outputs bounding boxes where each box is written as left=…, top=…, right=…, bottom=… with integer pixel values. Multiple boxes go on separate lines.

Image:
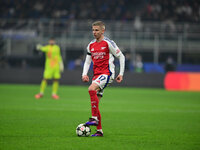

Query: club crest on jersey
left=101, top=47, right=106, bottom=50
left=91, top=48, right=94, bottom=51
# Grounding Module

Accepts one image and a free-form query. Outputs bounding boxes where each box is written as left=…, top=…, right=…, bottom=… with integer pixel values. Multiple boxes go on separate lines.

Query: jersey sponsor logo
left=92, top=52, right=106, bottom=59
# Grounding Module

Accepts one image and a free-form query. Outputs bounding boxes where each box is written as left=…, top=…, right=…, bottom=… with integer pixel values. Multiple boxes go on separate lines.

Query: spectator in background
left=74, top=55, right=84, bottom=69
left=125, top=53, right=131, bottom=71
left=133, top=14, right=143, bottom=31
left=164, top=56, right=176, bottom=73
left=0, top=0, right=200, bottom=22
left=133, top=54, right=143, bottom=73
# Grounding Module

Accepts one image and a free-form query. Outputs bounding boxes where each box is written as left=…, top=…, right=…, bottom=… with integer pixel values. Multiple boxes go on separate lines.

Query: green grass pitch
left=0, top=84, right=200, bottom=150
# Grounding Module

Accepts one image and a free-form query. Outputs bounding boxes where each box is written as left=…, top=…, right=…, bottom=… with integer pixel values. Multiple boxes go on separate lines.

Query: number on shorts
left=98, top=75, right=106, bottom=81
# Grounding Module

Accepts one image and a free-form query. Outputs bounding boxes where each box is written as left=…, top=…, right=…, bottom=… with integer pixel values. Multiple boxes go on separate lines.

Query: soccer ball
left=76, top=124, right=91, bottom=137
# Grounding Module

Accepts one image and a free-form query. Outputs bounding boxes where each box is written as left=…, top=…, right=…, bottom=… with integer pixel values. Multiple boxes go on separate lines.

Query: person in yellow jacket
left=35, top=38, right=64, bottom=100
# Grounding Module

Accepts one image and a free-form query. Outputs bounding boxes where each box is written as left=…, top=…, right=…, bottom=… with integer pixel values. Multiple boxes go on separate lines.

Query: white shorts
left=92, top=74, right=114, bottom=96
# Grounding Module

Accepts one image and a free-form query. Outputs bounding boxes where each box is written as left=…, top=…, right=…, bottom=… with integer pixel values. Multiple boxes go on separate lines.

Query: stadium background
left=0, top=0, right=200, bottom=150
left=0, top=0, right=200, bottom=88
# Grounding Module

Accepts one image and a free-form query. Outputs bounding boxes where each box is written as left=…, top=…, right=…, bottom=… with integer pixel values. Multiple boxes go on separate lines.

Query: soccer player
left=82, top=21, right=125, bottom=136
left=35, top=38, right=64, bottom=100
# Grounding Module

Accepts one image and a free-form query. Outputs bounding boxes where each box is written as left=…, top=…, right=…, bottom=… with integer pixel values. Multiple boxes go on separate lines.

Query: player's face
left=92, top=26, right=104, bottom=40
left=49, top=40, right=55, bottom=45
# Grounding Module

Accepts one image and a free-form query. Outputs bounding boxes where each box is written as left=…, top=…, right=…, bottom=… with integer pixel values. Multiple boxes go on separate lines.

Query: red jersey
left=87, top=37, right=122, bottom=77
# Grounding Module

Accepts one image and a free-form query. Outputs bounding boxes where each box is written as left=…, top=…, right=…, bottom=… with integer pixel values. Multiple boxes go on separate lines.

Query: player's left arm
left=108, top=41, right=125, bottom=83
left=57, top=46, right=64, bottom=72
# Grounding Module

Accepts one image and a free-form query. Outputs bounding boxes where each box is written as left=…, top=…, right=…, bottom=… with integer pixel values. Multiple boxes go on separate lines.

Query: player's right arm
left=82, top=45, right=92, bottom=82
left=36, top=44, right=48, bottom=52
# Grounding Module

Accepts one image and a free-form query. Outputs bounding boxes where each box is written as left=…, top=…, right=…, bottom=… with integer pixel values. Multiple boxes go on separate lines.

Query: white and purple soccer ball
left=76, top=124, right=91, bottom=137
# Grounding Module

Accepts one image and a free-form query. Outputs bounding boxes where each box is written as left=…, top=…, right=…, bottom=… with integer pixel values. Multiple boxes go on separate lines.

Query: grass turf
left=0, top=84, right=200, bottom=150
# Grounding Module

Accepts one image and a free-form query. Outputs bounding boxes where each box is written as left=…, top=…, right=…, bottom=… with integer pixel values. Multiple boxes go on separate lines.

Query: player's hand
left=59, top=61, right=64, bottom=72
left=36, top=44, right=42, bottom=50
left=82, top=75, right=89, bottom=82
left=115, top=75, right=123, bottom=83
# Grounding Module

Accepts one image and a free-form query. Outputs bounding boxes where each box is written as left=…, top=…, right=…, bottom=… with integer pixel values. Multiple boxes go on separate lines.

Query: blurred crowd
left=0, top=0, right=200, bottom=22
left=143, top=0, right=200, bottom=22
left=1, top=0, right=200, bottom=72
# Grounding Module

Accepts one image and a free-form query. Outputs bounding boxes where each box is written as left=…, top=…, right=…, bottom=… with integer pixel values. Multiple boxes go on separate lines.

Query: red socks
left=89, top=90, right=102, bottom=130
left=97, top=109, right=102, bottom=130
left=89, top=90, right=99, bottom=117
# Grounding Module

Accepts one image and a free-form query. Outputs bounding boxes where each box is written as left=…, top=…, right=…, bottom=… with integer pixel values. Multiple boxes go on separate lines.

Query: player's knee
left=43, top=79, right=47, bottom=82
left=88, top=84, right=101, bottom=92
left=88, top=86, right=95, bottom=91
left=53, top=79, right=59, bottom=82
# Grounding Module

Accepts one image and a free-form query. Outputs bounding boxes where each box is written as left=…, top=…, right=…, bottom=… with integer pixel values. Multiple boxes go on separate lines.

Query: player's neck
left=96, top=35, right=104, bottom=43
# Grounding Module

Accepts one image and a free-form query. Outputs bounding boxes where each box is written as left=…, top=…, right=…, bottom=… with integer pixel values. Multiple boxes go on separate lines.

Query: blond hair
left=92, top=21, right=105, bottom=30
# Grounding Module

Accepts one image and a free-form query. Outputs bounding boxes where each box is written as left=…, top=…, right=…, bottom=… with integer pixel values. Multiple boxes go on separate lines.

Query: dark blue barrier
left=143, top=63, right=165, bottom=73
left=177, top=64, right=200, bottom=72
